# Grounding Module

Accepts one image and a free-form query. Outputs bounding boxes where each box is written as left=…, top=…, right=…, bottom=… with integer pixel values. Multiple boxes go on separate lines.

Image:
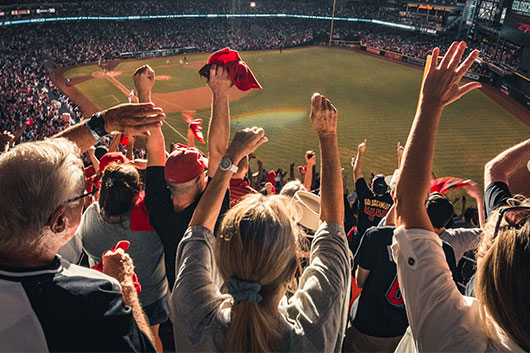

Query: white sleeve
left=391, top=226, right=488, bottom=352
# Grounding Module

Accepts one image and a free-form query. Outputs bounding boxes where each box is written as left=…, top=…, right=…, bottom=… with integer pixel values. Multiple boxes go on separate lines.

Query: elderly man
left=0, top=102, right=164, bottom=351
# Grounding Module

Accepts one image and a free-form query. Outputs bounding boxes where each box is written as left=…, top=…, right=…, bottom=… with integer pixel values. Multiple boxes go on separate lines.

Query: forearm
left=304, top=165, right=313, bottom=191
left=53, top=121, right=97, bottom=153
left=395, top=101, right=443, bottom=230
left=207, top=93, right=229, bottom=177
left=353, top=151, right=363, bottom=181
left=319, top=134, right=344, bottom=224
left=125, top=138, right=135, bottom=160
left=189, top=169, right=232, bottom=232
left=475, top=194, right=485, bottom=228
left=138, top=92, right=152, bottom=103
left=88, top=152, right=100, bottom=173
left=187, top=127, right=195, bottom=147
left=121, top=284, right=155, bottom=344
left=108, top=133, right=121, bottom=152
left=146, top=128, right=166, bottom=167
left=485, top=138, right=530, bottom=186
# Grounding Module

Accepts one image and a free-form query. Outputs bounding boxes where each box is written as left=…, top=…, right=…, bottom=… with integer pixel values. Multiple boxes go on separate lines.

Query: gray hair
left=0, top=138, right=84, bottom=255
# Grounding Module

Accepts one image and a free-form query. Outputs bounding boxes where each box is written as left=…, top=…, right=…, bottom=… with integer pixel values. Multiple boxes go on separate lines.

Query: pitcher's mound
left=91, top=70, right=122, bottom=78
left=155, top=75, right=171, bottom=81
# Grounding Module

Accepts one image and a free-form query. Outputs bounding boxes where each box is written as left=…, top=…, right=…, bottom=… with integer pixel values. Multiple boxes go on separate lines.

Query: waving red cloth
left=201, top=48, right=262, bottom=91
left=183, top=112, right=205, bottom=143
left=91, top=240, right=142, bottom=294
left=430, top=177, right=471, bottom=195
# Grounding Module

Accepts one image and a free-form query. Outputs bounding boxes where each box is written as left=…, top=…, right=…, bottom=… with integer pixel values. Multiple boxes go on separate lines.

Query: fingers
left=430, top=48, right=440, bottom=70
left=457, top=81, right=482, bottom=100
left=440, top=41, right=459, bottom=69
left=448, top=42, right=467, bottom=70
left=363, top=139, right=367, bottom=145
left=456, top=49, right=480, bottom=77
left=209, top=64, right=217, bottom=80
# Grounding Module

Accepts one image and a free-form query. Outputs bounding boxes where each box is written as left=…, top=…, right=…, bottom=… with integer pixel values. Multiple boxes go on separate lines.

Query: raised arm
left=133, top=65, right=155, bottom=104
left=102, top=248, right=155, bottom=346
left=395, top=42, right=481, bottom=230
left=464, top=181, right=485, bottom=228
left=353, top=139, right=366, bottom=182
left=206, top=65, right=232, bottom=178
left=303, top=151, right=316, bottom=191
left=484, top=138, right=530, bottom=186
left=53, top=103, right=164, bottom=153
left=190, top=128, right=268, bottom=232
left=309, top=93, right=343, bottom=224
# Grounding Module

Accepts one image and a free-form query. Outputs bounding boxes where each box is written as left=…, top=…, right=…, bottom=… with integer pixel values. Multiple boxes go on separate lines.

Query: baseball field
left=56, top=46, right=530, bottom=192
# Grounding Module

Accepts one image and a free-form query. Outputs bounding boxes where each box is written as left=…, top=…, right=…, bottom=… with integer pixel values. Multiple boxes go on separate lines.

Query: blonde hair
left=215, top=194, right=299, bottom=352
left=0, top=138, right=83, bottom=257
left=475, top=196, right=530, bottom=351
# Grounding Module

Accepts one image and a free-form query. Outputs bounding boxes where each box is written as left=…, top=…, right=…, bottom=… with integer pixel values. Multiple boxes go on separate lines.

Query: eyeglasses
left=493, top=206, right=530, bottom=239
left=63, top=186, right=99, bottom=204
left=46, top=186, right=99, bottom=226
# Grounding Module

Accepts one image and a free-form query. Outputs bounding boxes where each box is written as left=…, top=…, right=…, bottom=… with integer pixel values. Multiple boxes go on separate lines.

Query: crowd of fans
left=1, top=41, right=529, bottom=352
left=2, top=14, right=523, bottom=143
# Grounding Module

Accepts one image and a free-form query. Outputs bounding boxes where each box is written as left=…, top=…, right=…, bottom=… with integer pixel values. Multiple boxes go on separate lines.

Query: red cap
left=99, top=152, right=129, bottom=173
left=165, top=145, right=208, bottom=184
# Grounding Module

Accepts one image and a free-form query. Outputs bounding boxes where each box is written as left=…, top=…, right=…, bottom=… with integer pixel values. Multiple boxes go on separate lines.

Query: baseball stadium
left=2, top=0, right=530, bottom=352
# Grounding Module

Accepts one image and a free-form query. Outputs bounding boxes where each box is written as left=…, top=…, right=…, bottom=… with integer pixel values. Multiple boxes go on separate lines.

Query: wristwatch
left=219, top=156, right=238, bottom=173
left=85, top=112, right=108, bottom=140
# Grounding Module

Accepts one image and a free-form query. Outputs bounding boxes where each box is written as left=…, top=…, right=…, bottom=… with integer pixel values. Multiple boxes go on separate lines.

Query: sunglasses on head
left=493, top=206, right=530, bottom=239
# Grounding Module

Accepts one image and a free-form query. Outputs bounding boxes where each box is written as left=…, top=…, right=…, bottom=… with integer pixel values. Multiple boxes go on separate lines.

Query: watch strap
left=85, top=112, right=108, bottom=140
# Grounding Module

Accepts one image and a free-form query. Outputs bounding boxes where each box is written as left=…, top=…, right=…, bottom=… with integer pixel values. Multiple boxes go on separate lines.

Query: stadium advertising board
left=406, top=57, right=426, bottom=67
left=367, top=47, right=381, bottom=55
left=385, top=52, right=403, bottom=60
left=501, top=0, right=530, bottom=46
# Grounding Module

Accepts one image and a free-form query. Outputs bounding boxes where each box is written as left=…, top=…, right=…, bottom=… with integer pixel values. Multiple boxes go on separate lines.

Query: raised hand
left=133, top=65, right=155, bottom=100
left=225, top=127, right=268, bottom=165
left=309, top=93, right=338, bottom=137
left=207, top=64, right=232, bottom=95
left=422, top=41, right=481, bottom=108
left=358, top=139, right=367, bottom=153
left=0, top=130, right=15, bottom=152
left=305, top=150, right=316, bottom=166
left=102, top=103, right=165, bottom=136
left=102, top=248, right=135, bottom=286
left=397, top=141, right=404, bottom=167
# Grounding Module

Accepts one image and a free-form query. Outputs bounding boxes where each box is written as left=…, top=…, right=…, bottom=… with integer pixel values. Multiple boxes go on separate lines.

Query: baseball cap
left=372, top=174, right=388, bottom=195
left=99, top=152, right=129, bottom=173
left=165, top=144, right=208, bottom=184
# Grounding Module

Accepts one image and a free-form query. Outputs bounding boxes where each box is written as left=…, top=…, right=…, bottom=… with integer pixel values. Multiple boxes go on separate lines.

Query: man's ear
left=48, top=206, right=67, bottom=234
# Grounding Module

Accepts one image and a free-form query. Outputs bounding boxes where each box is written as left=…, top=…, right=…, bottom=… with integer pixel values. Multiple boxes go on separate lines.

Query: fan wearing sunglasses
left=393, top=41, right=528, bottom=352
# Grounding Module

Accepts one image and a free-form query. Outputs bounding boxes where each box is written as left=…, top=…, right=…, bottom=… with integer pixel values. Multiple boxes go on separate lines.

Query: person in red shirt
left=229, top=155, right=258, bottom=207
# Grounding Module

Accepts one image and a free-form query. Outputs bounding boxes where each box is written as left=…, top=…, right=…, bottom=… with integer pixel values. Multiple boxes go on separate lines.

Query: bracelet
left=85, top=112, right=108, bottom=140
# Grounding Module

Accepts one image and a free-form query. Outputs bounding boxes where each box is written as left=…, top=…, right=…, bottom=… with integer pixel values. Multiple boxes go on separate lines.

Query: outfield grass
left=64, top=64, right=102, bottom=79
left=66, top=47, right=529, bottom=193
left=113, top=55, right=210, bottom=93
left=75, top=78, right=128, bottom=110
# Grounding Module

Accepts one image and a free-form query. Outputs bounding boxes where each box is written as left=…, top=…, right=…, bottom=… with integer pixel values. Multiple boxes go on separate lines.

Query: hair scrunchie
left=227, top=277, right=263, bottom=304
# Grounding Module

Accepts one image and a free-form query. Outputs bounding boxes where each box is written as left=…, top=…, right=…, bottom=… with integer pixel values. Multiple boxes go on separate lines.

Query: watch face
left=220, top=157, right=232, bottom=170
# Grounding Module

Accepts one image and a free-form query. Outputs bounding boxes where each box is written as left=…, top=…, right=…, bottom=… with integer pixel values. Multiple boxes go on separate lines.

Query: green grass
left=63, top=64, right=101, bottom=79
left=75, top=78, right=128, bottom=110
left=65, top=47, right=529, bottom=193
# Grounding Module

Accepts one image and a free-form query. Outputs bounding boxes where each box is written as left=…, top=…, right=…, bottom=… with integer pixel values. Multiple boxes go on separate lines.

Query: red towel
left=201, top=48, right=262, bottom=91
left=91, top=240, right=142, bottom=294
left=130, top=191, right=154, bottom=232
left=430, top=177, right=470, bottom=194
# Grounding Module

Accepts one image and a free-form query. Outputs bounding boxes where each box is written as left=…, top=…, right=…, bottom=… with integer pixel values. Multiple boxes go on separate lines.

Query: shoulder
left=58, top=258, right=121, bottom=292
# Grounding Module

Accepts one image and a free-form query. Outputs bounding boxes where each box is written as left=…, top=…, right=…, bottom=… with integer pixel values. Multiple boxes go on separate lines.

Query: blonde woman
left=393, top=41, right=528, bottom=351
left=171, top=94, right=351, bottom=352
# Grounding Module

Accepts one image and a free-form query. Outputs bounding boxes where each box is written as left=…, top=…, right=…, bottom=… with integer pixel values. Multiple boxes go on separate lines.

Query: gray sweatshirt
left=171, top=222, right=351, bottom=352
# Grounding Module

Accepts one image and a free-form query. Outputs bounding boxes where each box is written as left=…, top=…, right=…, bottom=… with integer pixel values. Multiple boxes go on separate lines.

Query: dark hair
left=94, top=146, right=108, bottom=160
left=463, top=206, right=478, bottom=224
left=99, top=163, right=140, bottom=218
left=426, top=193, right=454, bottom=229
